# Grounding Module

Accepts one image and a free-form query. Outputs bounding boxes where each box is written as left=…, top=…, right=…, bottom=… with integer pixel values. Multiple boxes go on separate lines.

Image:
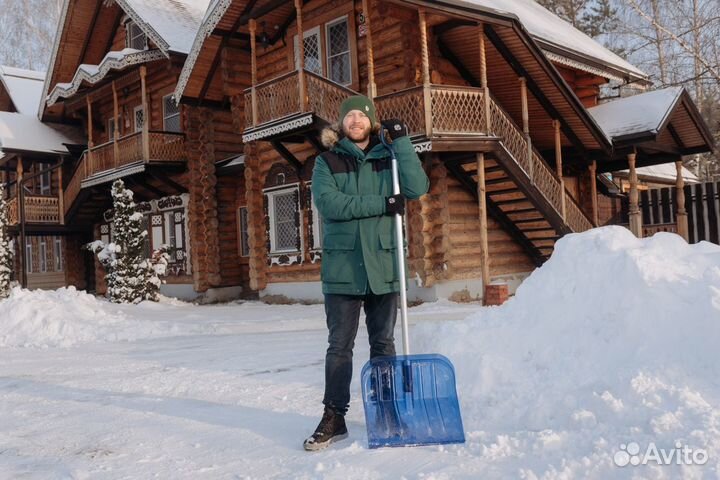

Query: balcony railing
left=7, top=195, right=61, bottom=224
left=243, top=70, right=357, bottom=131
left=64, top=130, right=186, bottom=214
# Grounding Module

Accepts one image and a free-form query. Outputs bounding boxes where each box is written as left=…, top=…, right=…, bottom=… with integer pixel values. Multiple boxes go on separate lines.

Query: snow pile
left=415, top=226, right=720, bottom=477
left=0, top=287, right=208, bottom=348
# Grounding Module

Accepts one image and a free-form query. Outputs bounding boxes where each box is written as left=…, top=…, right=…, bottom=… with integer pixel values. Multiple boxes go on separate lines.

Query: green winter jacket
left=311, top=132, right=429, bottom=295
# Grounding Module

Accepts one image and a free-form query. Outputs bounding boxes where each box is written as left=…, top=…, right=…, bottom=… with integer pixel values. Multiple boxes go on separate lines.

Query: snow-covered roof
left=587, top=87, right=683, bottom=140
left=120, top=0, right=213, bottom=55
left=0, top=112, right=81, bottom=155
left=46, top=49, right=166, bottom=107
left=437, top=0, right=648, bottom=82
left=0, top=66, right=45, bottom=115
left=615, top=164, right=699, bottom=184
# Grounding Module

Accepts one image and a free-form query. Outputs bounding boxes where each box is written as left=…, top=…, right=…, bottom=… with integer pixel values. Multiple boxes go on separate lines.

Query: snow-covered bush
left=0, top=182, right=13, bottom=299
left=86, top=179, right=169, bottom=303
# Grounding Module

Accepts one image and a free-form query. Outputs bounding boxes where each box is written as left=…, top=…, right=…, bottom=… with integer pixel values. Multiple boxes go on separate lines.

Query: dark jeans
left=322, top=292, right=398, bottom=416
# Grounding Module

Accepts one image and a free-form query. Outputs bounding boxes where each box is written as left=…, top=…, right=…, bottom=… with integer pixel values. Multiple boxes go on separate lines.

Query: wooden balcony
left=7, top=195, right=62, bottom=225
left=64, top=131, right=186, bottom=215
left=242, top=70, right=357, bottom=142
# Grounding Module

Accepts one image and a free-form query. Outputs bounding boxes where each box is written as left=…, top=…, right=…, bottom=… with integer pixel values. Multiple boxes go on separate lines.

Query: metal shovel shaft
left=388, top=143, right=410, bottom=357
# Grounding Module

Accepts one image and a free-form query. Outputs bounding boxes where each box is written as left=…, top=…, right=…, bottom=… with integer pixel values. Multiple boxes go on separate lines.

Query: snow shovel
left=360, top=128, right=465, bottom=449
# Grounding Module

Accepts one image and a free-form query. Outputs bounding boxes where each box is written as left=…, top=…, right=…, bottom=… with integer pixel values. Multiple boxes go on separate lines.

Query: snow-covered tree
left=86, top=179, right=169, bottom=303
left=0, top=183, right=13, bottom=298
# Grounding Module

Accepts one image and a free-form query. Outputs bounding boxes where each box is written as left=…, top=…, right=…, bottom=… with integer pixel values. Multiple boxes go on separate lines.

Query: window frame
left=266, top=186, right=301, bottom=254
left=294, top=26, right=323, bottom=75
left=162, top=94, right=181, bottom=133
left=38, top=163, right=52, bottom=196
left=133, top=105, right=145, bottom=132
left=54, top=236, right=63, bottom=272
left=39, top=238, right=47, bottom=273
left=126, top=21, right=148, bottom=50
left=325, top=15, right=352, bottom=86
left=237, top=206, right=250, bottom=258
left=25, top=240, right=33, bottom=274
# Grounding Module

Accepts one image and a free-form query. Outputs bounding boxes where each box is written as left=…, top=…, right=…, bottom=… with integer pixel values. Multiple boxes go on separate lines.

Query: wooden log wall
left=184, top=106, right=222, bottom=292
left=446, top=175, right=536, bottom=278
left=216, top=171, right=250, bottom=289
left=555, top=66, right=606, bottom=108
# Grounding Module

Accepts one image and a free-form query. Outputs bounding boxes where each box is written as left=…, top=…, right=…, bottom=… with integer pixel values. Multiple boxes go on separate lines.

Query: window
left=108, top=118, right=116, bottom=141
left=134, top=106, right=144, bottom=132
left=267, top=188, right=300, bottom=253
left=54, top=236, right=63, bottom=272
left=294, top=26, right=322, bottom=75
left=238, top=207, right=250, bottom=257
left=38, top=163, right=51, bottom=195
left=39, top=238, right=47, bottom=273
left=25, top=240, right=33, bottom=273
left=126, top=21, right=147, bottom=50
left=326, top=17, right=351, bottom=85
left=162, top=95, right=181, bottom=133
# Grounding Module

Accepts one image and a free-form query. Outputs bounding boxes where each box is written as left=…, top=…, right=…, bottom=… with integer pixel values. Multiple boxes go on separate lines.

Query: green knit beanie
left=338, top=95, right=377, bottom=126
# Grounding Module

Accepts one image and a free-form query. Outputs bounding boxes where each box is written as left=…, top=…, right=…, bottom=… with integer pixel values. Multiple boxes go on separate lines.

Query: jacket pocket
left=378, top=233, right=398, bottom=282
left=321, top=233, right=356, bottom=283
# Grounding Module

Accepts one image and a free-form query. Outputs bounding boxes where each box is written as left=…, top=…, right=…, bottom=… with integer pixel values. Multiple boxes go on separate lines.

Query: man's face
left=341, top=110, right=372, bottom=144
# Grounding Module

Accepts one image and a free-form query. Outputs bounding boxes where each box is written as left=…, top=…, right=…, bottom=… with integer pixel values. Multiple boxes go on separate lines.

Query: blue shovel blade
left=361, top=354, right=465, bottom=448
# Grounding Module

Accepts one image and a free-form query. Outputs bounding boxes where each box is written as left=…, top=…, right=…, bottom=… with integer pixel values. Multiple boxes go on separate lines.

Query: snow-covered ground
left=1, top=226, right=719, bottom=479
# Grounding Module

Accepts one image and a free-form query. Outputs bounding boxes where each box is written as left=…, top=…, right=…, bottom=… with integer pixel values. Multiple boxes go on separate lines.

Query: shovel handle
left=380, top=129, right=410, bottom=357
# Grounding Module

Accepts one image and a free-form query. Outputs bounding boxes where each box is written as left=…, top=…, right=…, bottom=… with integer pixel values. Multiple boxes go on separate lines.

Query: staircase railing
left=488, top=98, right=593, bottom=233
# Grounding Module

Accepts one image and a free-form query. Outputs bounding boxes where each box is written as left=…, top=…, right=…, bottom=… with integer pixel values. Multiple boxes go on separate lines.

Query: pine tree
left=0, top=183, right=13, bottom=299
left=537, top=0, right=618, bottom=38
left=87, top=179, right=169, bottom=303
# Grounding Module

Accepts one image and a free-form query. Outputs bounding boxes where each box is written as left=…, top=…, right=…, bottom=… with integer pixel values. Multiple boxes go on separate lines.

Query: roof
left=588, top=87, right=683, bottom=140
left=459, top=0, right=647, bottom=82
left=615, top=163, right=700, bottom=184
left=46, top=49, right=166, bottom=107
left=120, top=0, right=213, bottom=55
left=0, top=66, right=45, bottom=115
left=0, top=112, right=82, bottom=155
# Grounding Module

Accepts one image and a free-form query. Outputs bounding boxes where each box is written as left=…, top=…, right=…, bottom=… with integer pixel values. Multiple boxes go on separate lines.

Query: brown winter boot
left=303, top=406, right=349, bottom=451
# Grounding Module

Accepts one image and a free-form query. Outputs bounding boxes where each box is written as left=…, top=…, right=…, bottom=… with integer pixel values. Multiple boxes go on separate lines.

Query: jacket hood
left=320, top=127, right=340, bottom=149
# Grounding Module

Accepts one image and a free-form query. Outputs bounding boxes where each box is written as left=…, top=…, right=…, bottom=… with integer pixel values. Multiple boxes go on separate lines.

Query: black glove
left=385, top=194, right=406, bottom=216
left=381, top=119, right=408, bottom=140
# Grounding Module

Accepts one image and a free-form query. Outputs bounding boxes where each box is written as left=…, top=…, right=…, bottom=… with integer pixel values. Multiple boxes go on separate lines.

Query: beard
left=342, top=123, right=372, bottom=144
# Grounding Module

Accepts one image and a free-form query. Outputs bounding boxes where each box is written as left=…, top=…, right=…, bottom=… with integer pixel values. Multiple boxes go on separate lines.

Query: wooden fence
left=619, top=181, right=719, bottom=244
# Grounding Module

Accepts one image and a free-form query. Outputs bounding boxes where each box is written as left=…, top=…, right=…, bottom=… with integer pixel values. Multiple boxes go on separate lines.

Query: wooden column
left=589, top=160, right=598, bottom=227
left=249, top=19, right=259, bottom=126
left=362, top=0, right=376, bottom=98
left=476, top=153, right=490, bottom=297
left=628, top=152, right=642, bottom=237
left=419, top=9, right=432, bottom=137
left=295, top=0, right=307, bottom=112
left=478, top=24, right=491, bottom=134
left=520, top=77, right=533, bottom=182
left=675, top=160, right=689, bottom=241
left=554, top=120, right=567, bottom=221
left=57, top=157, right=64, bottom=225
left=86, top=96, right=93, bottom=177
left=140, top=66, right=150, bottom=161
left=112, top=80, right=120, bottom=168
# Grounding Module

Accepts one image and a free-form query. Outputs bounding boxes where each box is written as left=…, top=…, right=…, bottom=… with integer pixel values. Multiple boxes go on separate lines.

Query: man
left=304, top=95, right=429, bottom=451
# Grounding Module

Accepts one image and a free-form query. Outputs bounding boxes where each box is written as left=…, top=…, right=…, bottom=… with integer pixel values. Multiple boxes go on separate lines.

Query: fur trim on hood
left=321, top=127, right=341, bottom=149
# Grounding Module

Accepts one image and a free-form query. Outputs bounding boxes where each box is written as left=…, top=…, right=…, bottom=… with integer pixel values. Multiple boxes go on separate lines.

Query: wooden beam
left=362, top=0, right=376, bottom=98
left=271, top=140, right=303, bottom=171
left=140, top=66, right=150, bottom=161
left=675, top=160, right=689, bottom=242
left=627, top=151, right=642, bottom=237
left=554, top=120, right=566, bottom=221
left=58, top=156, right=64, bottom=225
left=249, top=19, right=259, bottom=126
left=112, top=81, right=120, bottom=169
left=419, top=9, right=432, bottom=137
left=146, top=169, right=187, bottom=194
left=295, top=0, right=307, bottom=112
left=476, top=153, right=490, bottom=293
left=436, top=38, right=479, bottom=87
left=589, top=160, right=598, bottom=227
left=433, top=19, right=475, bottom=36
left=519, top=77, right=533, bottom=182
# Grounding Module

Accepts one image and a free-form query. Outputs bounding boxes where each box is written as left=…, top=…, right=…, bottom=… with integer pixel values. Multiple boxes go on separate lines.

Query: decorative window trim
left=25, top=240, right=33, bottom=274
left=325, top=15, right=352, bottom=86
left=39, top=238, right=47, bottom=273
left=54, top=236, right=63, bottom=272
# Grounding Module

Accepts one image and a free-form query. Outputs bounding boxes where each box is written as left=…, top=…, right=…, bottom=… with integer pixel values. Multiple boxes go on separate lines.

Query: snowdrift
left=0, top=287, right=207, bottom=348
left=414, top=226, right=720, bottom=477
